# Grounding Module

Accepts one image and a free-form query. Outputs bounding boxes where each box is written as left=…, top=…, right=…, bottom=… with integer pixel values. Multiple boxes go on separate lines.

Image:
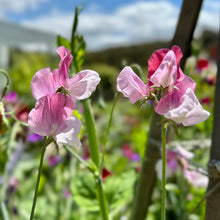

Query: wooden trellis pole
left=205, top=30, right=220, bottom=220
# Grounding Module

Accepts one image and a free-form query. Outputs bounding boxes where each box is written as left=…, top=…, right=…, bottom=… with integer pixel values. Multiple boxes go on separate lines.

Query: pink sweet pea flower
left=31, top=46, right=100, bottom=101
left=28, top=93, right=81, bottom=148
left=148, top=45, right=184, bottom=88
left=149, top=50, right=178, bottom=91
left=183, top=169, right=208, bottom=188
left=156, top=88, right=210, bottom=126
left=117, top=66, right=149, bottom=103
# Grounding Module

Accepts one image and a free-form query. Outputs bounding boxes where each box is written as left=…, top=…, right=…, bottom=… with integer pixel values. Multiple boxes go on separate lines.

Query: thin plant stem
left=29, top=139, right=48, bottom=220
left=100, top=92, right=119, bottom=171
left=83, top=99, right=100, bottom=168
left=161, top=116, right=167, bottom=220
left=0, top=70, right=9, bottom=101
left=1, top=201, right=9, bottom=220
left=95, top=176, right=109, bottom=220
left=64, top=145, right=90, bottom=169
left=64, top=145, right=109, bottom=220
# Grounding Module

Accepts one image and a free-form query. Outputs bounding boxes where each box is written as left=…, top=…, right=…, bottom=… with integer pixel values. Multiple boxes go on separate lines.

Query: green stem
left=161, top=116, right=167, bottom=220
left=64, top=145, right=90, bottom=169
left=100, top=92, right=119, bottom=171
left=65, top=145, right=109, bottom=220
left=83, top=99, right=100, bottom=168
left=1, top=201, right=9, bottom=220
left=95, top=176, right=109, bottom=220
left=29, top=139, right=47, bottom=220
left=0, top=70, right=10, bottom=101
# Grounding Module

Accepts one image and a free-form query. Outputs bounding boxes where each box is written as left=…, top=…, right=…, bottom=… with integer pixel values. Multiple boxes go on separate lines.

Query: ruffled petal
left=67, top=70, right=101, bottom=100
left=28, top=94, right=75, bottom=137
left=117, top=66, right=148, bottom=104
left=161, top=88, right=210, bottom=126
left=56, top=46, right=73, bottom=86
left=148, top=48, right=169, bottom=79
left=28, top=95, right=54, bottom=137
left=31, top=68, right=56, bottom=100
left=150, top=50, right=177, bottom=89
left=55, top=116, right=81, bottom=148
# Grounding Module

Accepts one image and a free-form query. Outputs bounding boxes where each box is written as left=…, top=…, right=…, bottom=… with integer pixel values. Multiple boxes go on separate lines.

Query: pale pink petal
left=150, top=50, right=177, bottom=89
left=117, top=66, right=148, bottom=103
left=155, top=74, right=196, bottom=115
left=183, top=169, right=208, bottom=187
left=55, top=116, right=81, bottom=148
left=180, top=89, right=210, bottom=126
left=66, top=70, right=100, bottom=100
left=176, top=145, right=194, bottom=159
left=56, top=46, right=73, bottom=86
left=163, top=88, right=210, bottom=126
left=31, top=68, right=56, bottom=100
left=28, top=95, right=55, bottom=137
left=28, top=94, right=75, bottom=137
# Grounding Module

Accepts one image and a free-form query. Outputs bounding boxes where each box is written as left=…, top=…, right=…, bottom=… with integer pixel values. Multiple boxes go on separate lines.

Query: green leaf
left=56, top=35, right=71, bottom=49
left=131, top=128, right=147, bottom=158
left=71, top=173, right=99, bottom=211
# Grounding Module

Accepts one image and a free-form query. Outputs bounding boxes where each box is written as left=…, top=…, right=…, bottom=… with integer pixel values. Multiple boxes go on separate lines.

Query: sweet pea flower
left=149, top=50, right=178, bottom=91
left=117, top=66, right=149, bottom=103
left=31, top=46, right=100, bottom=101
left=148, top=45, right=184, bottom=88
left=156, top=87, right=210, bottom=126
left=28, top=93, right=81, bottom=148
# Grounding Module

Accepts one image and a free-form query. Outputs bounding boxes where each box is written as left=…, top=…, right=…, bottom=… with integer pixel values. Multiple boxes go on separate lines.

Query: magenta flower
left=28, top=93, right=81, bottom=148
left=27, top=133, right=43, bottom=143
left=117, top=66, right=149, bottom=103
left=3, top=91, right=18, bottom=104
left=48, top=155, right=62, bottom=167
left=147, top=46, right=184, bottom=87
left=31, top=46, right=100, bottom=101
left=197, top=58, right=209, bottom=72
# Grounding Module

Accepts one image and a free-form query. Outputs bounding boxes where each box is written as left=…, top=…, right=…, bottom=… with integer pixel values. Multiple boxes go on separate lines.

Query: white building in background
left=0, top=19, right=57, bottom=68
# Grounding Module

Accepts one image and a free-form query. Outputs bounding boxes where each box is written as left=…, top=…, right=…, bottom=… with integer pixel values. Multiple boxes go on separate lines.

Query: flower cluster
left=117, top=46, right=210, bottom=126
left=28, top=46, right=100, bottom=148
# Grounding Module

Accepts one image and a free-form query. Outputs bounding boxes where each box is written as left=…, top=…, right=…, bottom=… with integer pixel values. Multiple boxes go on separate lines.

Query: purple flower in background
left=3, top=91, right=18, bottom=104
left=130, top=153, right=140, bottom=162
left=121, top=143, right=140, bottom=161
left=63, top=188, right=71, bottom=198
left=27, top=133, right=43, bottom=143
left=48, top=155, right=62, bottom=167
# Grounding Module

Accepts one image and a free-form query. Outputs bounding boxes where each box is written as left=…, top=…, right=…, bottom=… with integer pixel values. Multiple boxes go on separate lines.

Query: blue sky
left=0, top=0, right=219, bottom=51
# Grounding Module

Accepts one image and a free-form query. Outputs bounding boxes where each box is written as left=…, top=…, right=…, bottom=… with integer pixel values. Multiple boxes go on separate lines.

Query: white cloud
left=19, top=0, right=219, bottom=51
left=195, top=0, right=219, bottom=37
left=0, top=0, right=48, bottom=16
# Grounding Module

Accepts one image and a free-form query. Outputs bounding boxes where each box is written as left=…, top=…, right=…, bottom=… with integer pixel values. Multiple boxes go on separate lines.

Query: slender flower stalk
left=29, top=138, right=50, bottom=220
left=161, top=116, right=167, bottom=220
left=82, top=99, right=100, bottom=168
left=95, top=176, right=109, bottom=220
left=100, top=92, right=119, bottom=171
left=65, top=145, right=109, bottom=220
